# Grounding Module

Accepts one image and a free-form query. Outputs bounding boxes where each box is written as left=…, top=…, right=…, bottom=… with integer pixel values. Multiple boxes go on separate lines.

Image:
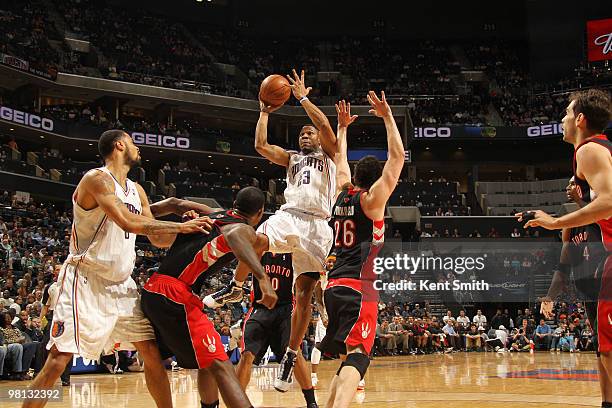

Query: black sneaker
left=274, top=350, right=296, bottom=392
left=307, top=403, right=319, bottom=408
left=203, top=282, right=244, bottom=308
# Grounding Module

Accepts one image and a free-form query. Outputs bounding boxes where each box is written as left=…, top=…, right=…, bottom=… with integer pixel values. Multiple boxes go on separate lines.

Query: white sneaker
left=357, top=379, right=365, bottom=390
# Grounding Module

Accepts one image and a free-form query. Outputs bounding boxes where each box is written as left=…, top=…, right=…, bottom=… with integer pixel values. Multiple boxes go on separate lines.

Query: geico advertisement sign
left=526, top=123, right=563, bottom=137
left=413, top=127, right=451, bottom=138
left=0, top=106, right=54, bottom=131
left=131, top=132, right=190, bottom=149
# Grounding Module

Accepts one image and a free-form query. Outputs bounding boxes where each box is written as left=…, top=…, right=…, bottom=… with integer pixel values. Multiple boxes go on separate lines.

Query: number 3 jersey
left=67, top=167, right=141, bottom=282
left=329, top=187, right=385, bottom=280
left=281, top=149, right=336, bottom=219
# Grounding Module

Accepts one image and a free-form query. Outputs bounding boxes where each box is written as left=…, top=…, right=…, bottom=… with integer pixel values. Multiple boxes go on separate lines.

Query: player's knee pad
left=336, top=352, right=370, bottom=380
left=311, top=347, right=321, bottom=364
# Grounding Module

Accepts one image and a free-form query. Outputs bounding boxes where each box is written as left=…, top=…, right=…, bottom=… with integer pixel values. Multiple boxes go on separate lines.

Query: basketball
left=259, top=74, right=291, bottom=108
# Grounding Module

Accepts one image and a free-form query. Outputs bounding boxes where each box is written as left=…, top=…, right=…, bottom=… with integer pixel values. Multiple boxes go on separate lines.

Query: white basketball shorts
left=257, top=209, right=333, bottom=279
left=47, top=262, right=155, bottom=360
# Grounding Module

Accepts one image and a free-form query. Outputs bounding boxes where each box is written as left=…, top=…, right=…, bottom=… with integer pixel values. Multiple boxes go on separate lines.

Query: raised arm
left=287, top=69, right=337, bottom=158
left=334, top=100, right=358, bottom=193
left=222, top=224, right=278, bottom=309
left=80, top=171, right=210, bottom=236
left=361, top=91, right=405, bottom=220
left=255, top=102, right=290, bottom=167
left=149, top=197, right=220, bottom=218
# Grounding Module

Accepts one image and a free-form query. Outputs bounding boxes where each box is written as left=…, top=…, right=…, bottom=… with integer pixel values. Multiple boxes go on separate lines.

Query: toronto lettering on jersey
left=290, top=156, right=324, bottom=178
left=571, top=231, right=589, bottom=246
left=334, top=205, right=355, bottom=216
left=264, top=264, right=291, bottom=278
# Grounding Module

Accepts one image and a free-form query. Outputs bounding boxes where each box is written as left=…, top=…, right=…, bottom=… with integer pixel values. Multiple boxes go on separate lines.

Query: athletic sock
left=201, top=400, right=219, bottom=408
left=232, top=279, right=243, bottom=288
left=602, top=402, right=612, bottom=408
left=302, top=388, right=316, bottom=405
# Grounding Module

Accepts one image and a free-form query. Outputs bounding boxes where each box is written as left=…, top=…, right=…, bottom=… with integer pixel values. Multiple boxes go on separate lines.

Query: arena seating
left=476, top=179, right=568, bottom=216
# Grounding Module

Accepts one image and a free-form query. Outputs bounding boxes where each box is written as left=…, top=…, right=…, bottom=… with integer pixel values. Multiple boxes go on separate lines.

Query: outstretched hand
left=259, top=100, right=281, bottom=114
left=335, top=99, right=358, bottom=128
left=367, top=90, right=392, bottom=118
left=287, top=69, right=312, bottom=100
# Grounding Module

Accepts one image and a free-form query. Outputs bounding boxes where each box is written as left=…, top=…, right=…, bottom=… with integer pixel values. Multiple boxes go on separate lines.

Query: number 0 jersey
left=67, top=167, right=141, bottom=282
left=251, top=252, right=294, bottom=307
left=328, top=187, right=385, bottom=280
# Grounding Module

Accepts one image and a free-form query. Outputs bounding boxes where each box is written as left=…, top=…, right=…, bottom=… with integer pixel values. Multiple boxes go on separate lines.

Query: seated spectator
left=1, top=311, right=32, bottom=379
left=465, top=324, right=482, bottom=351
left=580, top=321, right=594, bottom=351
left=442, top=319, right=461, bottom=351
left=534, top=319, right=552, bottom=350
left=509, top=328, right=532, bottom=352
left=550, top=323, right=565, bottom=352
left=376, top=320, right=397, bottom=355
left=559, top=327, right=576, bottom=353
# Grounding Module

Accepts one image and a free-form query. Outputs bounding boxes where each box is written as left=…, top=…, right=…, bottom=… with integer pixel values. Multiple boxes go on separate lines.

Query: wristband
left=299, top=96, right=309, bottom=103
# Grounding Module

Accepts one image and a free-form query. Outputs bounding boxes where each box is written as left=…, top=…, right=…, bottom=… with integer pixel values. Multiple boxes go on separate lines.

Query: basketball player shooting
left=517, top=89, right=612, bottom=408
left=24, top=130, right=212, bottom=408
left=321, top=92, right=404, bottom=408
left=205, top=69, right=339, bottom=391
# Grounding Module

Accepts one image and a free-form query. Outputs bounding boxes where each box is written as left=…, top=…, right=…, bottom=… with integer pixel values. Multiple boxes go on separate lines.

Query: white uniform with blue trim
left=257, top=149, right=335, bottom=279
left=48, top=167, right=154, bottom=360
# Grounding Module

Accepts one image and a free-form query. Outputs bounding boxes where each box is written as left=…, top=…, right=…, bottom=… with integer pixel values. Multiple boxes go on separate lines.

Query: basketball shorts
left=241, top=303, right=292, bottom=365
left=48, top=262, right=155, bottom=361
left=257, top=209, right=333, bottom=278
left=319, top=278, right=378, bottom=356
left=141, top=273, right=227, bottom=369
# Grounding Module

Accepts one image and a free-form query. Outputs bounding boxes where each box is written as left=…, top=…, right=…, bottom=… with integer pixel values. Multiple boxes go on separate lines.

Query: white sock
left=232, top=279, right=243, bottom=288
left=311, top=347, right=321, bottom=365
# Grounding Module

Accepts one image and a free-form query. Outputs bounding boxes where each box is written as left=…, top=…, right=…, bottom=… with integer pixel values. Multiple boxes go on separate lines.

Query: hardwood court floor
left=1, top=352, right=602, bottom=407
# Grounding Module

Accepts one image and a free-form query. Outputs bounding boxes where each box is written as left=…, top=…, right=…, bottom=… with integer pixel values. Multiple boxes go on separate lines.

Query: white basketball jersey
left=280, top=149, right=336, bottom=219
left=67, top=167, right=142, bottom=282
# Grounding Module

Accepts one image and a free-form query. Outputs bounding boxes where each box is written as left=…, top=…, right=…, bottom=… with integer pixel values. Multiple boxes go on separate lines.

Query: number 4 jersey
left=329, top=187, right=385, bottom=280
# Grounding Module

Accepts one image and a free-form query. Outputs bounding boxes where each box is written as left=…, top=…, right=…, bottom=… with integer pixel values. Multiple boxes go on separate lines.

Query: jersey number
left=334, top=219, right=356, bottom=248
left=583, top=246, right=590, bottom=261
left=271, top=277, right=279, bottom=291
left=297, top=170, right=311, bottom=186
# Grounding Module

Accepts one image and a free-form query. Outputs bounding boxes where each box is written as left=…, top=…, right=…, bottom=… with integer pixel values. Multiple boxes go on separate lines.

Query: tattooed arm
left=77, top=171, right=210, bottom=236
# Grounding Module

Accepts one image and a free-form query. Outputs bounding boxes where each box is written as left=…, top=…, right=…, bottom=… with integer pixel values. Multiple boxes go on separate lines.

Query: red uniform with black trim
left=319, top=187, right=385, bottom=355
left=141, top=210, right=246, bottom=369
left=572, top=135, right=612, bottom=352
